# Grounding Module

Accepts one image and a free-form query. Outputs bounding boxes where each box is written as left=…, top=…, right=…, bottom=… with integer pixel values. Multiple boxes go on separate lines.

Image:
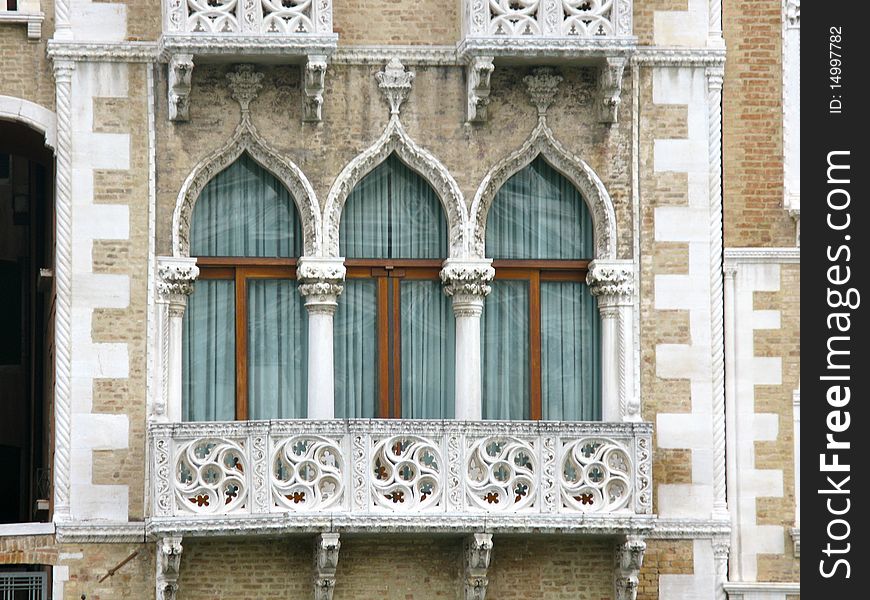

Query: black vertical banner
left=803, top=1, right=869, bottom=595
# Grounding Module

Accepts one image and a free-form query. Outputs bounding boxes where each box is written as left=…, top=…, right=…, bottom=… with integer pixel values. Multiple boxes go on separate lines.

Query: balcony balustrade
left=148, top=419, right=652, bottom=536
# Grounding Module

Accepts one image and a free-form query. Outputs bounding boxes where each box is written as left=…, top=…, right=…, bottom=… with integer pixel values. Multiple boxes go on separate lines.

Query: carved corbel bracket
left=614, top=535, right=645, bottom=600
left=597, top=56, right=627, bottom=124
left=156, top=536, right=183, bottom=600
left=303, top=55, right=328, bottom=122
left=313, top=532, right=341, bottom=600
left=586, top=259, right=634, bottom=307
left=157, top=256, right=200, bottom=305
left=376, top=58, right=415, bottom=117
left=297, top=256, right=346, bottom=313
left=466, top=56, right=494, bottom=123
left=464, top=533, right=493, bottom=600
left=168, top=54, right=194, bottom=122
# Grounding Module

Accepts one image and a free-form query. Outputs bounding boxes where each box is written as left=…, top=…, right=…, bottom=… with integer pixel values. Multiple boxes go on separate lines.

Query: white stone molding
left=323, top=118, right=468, bottom=259
left=172, top=67, right=322, bottom=258
left=168, top=54, right=194, bottom=122
left=587, top=260, right=637, bottom=423
left=297, top=257, right=346, bottom=419
left=632, top=47, right=726, bottom=67
left=0, top=522, right=56, bottom=537
left=156, top=536, right=183, bottom=600
left=783, top=0, right=800, bottom=245
left=46, top=41, right=160, bottom=62
left=466, top=55, right=495, bottom=122
left=155, top=257, right=200, bottom=423
left=0, top=1, right=43, bottom=40
left=464, top=533, right=493, bottom=600
left=597, top=56, right=627, bottom=123
left=790, top=388, right=799, bottom=557
left=55, top=522, right=147, bottom=543
left=313, top=533, right=341, bottom=600
left=375, top=58, right=415, bottom=116
left=723, top=247, right=800, bottom=265
left=614, top=535, right=645, bottom=600
left=303, top=55, right=328, bottom=122
left=706, top=66, right=728, bottom=522
left=713, top=537, right=730, bottom=600
left=332, top=45, right=458, bottom=65
left=440, top=259, right=495, bottom=420
left=723, top=256, right=786, bottom=581
left=649, top=517, right=731, bottom=539
left=51, top=59, right=75, bottom=523
left=469, top=115, right=617, bottom=260
left=723, top=582, right=801, bottom=600
left=0, top=96, right=57, bottom=150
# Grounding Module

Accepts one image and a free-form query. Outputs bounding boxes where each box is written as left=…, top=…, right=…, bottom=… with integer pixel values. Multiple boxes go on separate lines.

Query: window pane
left=334, top=279, right=378, bottom=418
left=183, top=280, right=235, bottom=421
left=247, top=279, right=307, bottom=419
left=486, top=157, right=594, bottom=259
left=190, top=153, right=302, bottom=257
left=481, top=280, right=529, bottom=419
left=340, top=154, right=446, bottom=259
left=541, top=281, right=601, bottom=420
left=400, top=280, right=455, bottom=418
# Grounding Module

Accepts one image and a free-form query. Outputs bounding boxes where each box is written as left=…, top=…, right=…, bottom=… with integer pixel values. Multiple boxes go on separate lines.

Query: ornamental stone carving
left=586, top=260, right=634, bottom=303
left=313, top=533, right=341, bottom=600
left=226, top=64, right=265, bottom=114
left=467, top=56, right=495, bottom=122
left=524, top=67, right=563, bottom=116
left=156, top=536, right=183, bottom=600
left=440, top=259, right=495, bottom=298
left=323, top=118, right=468, bottom=259
left=786, top=0, right=800, bottom=27
left=470, top=119, right=617, bottom=260
left=297, top=257, right=346, bottom=312
left=168, top=54, right=193, bottom=122
left=303, top=55, right=328, bottom=122
left=157, top=257, right=200, bottom=302
left=614, top=535, right=645, bottom=600
left=597, top=56, right=626, bottom=124
left=464, top=533, right=493, bottom=600
left=376, top=58, right=415, bottom=116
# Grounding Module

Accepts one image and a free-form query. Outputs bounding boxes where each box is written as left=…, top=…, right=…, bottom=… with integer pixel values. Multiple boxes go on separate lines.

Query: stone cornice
left=47, top=40, right=159, bottom=62
left=332, top=45, right=458, bottom=65
left=724, top=247, right=801, bottom=265
left=632, top=47, right=726, bottom=67
left=56, top=522, right=147, bottom=543
left=458, top=37, right=636, bottom=61
left=157, top=35, right=338, bottom=63
left=648, top=517, right=732, bottom=539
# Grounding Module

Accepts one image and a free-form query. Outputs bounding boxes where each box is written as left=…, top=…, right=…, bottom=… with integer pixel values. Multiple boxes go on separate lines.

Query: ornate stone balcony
left=459, top=0, right=634, bottom=122
left=147, top=419, right=653, bottom=537
left=159, top=0, right=337, bottom=121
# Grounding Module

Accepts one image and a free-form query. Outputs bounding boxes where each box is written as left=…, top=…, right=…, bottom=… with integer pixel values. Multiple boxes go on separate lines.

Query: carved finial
left=227, top=65, right=265, bottom=115
left=524, top=68, right=563, bottom=116
left=376, top=58, right=415, bottom=116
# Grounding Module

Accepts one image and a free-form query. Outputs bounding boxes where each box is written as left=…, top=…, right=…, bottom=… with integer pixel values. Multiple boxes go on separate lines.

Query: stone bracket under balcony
left=159, top=0, right=338, bottom=122
left=459, top=0, right=635, bottom=123
left=147, top=419, right=654, bottom=537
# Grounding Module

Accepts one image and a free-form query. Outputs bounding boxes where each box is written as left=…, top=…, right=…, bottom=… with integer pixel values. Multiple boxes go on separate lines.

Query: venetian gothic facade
left=0, top=0, right=799, bottom=598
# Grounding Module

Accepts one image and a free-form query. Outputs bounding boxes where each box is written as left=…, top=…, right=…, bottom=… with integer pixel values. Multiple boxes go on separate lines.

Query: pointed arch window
left=183, top=153, right=307, bottom=421
left=483, top=156, right=601, bottom=420
left=334, top=155, right=455, bottom=419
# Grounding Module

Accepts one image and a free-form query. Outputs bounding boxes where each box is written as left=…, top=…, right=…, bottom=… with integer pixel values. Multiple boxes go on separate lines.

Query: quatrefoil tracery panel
left=560, top=437, right=632, bottom=512
left=466, top=436, right=538, bottom=511
left=272, top=435, right=345, bottom=510
left=175, top=438, right=248, bottom=514
left=370, top=436, right=443, bottom=511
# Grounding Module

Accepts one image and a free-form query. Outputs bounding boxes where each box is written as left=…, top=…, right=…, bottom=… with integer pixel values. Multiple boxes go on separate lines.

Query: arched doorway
left=0, top=120, right=54, bottom=524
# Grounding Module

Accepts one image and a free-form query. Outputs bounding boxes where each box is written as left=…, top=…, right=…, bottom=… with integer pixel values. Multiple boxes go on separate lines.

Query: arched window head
left=482, top=156, right=600, bottom=421
left=184, top=153, right=307, bottom=422
left=335, top=154, right=455, bottom=420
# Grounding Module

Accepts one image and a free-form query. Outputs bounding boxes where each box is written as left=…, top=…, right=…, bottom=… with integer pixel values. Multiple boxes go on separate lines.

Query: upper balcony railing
left=163, top=0, right=334, bottom=37
left=148, top=419, right=652, bottom=536
left=461, top=0, right=634, bottom=52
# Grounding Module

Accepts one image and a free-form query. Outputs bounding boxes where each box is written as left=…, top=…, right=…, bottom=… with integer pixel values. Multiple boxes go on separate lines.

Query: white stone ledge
left=46, top=40, right=159, bottom=62
left=0, top=521, right=55, bottom=537
left=55, top=521, right=146, bottom=543
left=0, top=10, right=43, bottom=40
left=724, top=247, right=801, bottom=265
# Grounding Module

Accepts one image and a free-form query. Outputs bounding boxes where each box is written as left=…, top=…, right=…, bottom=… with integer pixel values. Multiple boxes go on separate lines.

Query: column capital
left=157, top=256, right=199, bottom=304
left=440, top=258, right=495, bottom=299
left=587, top=259, right=634, bottom=306
left=298, top=256, right=346, bottom=312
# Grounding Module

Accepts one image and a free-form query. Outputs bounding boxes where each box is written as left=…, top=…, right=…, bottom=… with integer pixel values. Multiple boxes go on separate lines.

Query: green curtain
left=190, top=153, right=302, bottom=257
left=247, top=279, right=308, bottom=419
left=183, top=153, right=307, bottom=421
left=483, top=156, right=600, bottom=420
left=183, top=280, right=235, bottom=421
left=335, top=154, right=454, bottom=417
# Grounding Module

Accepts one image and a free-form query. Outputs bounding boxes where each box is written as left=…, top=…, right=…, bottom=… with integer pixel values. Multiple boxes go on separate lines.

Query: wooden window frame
left=344, top=258, right=443, bottom=419
left=490, top=259, right=590, bottom=420
left=195, top=256, right=297, bottom=420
